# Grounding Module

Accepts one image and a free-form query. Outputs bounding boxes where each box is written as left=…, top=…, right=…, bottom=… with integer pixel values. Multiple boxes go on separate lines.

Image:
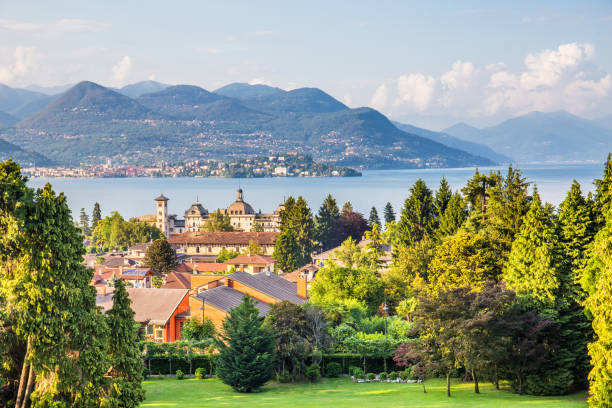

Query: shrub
left=349, top=366, right=360, bottom=377
left=195, top=367, right=205, bottom=379
left=389, top=371, right=399, bottom=380
left=176, top=370, right=184, bottom=380
left=277, top=370, right=291, bottom=383
left=399, top=371, right=409, bottom=381
left=405, top=368, right=413, bottom=379
left=379, top=372, right=388, bottom=381
left=352, top=367, right=364, bottom=379
left=366, top=373, right=376, bottom=381
left=326, top=362, right=342, bottom=378
left=142, top=367, right=150, bottom=379
left=305, top=364, right=321, bottom=382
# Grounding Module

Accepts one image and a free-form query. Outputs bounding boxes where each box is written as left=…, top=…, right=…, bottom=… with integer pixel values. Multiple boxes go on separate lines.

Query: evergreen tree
left=462, top=169, right=501, bottom=223
left=368, top=206, right=381, bottom=229
left=341, top=201, right=353, bottom=214
left=92, top=202, right=102, bottom=230
left=79, top=207, right=91, bottom=236
left=383, top=202, right=396, bottom=227
left=106, top=278, right=145, bottom=407
left=0, top=167, right=110, bottom=406
left=396, top=179, right=435, bottom=246
left=593, top=153, right=612, bottom=228
left=434, top=177, right=452, bottom=219
left=273, top=230, right=302, bottom=272
left=581, top=215, right=612, bottom=407
left=142, top=238, right=178, bottom=275
left=435, top=192, right=467, bottom=240
left=279, top=196, right=315, bottom=266
left=315, top=194, right=340, bottom=250
left=201, top=209, right=233, bottom=232
left=216, top=296, right=276, bottom=393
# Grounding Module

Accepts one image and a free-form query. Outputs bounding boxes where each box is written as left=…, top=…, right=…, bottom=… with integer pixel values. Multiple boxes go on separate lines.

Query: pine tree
left=315, top=194, right=340, bottom=250
left=79, top=207, right=90, bottom=236
left=582, top=216, right=612, bottom=407
left=273, top=230, right=302, bottom=272
left=216, top=296, right=276, bottom=393
left=279, top=196, right=315, bottom=266
left=383, top=202, right=396, bottom=227
left=434, top=177, right=452, bottom=219
left=0, top=170, right=110, bottom=406
left=396, top=179, right=435, bottom=246
left=593, top=153, right=612, bottom=228
left=435, top=192, right=467, bottom=240
left=462, top=169, right=501, bottom=223
left=142, top=238, right=178, bottom=275
left=106, top=278, right=145, bottom=407
left=368, top=206, right=381, bottom=229
left=92, top=202, right=102, bottom=230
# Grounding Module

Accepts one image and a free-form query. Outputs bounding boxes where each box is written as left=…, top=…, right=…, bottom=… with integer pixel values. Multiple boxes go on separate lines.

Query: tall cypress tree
left=315, top=194, right=340, bottom=250
left=368, top=206, right=381, bottom=229
left=396, top=179, right=435, bottom=246
left=79, top=207, right=91, bottom=236
left=273, top=229, right=302, bottom=272
left=106, top=278, right=145, bottom=407
left=92, top=202, right=102, bottom=230
left=383, top=202, right=396, bottom=227
left=216, top=296, right=276, bottom=393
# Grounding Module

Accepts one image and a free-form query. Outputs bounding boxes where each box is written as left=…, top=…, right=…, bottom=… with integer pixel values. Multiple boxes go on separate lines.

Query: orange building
left=97, top=288, right=190, bottom=342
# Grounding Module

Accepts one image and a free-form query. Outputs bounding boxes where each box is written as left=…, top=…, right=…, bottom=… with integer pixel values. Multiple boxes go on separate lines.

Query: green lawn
left=142, top=377, right=587, bottom=408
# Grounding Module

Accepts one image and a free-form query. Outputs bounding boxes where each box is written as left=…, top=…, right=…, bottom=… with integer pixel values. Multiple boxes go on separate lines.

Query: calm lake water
left=28, top=163, right=606, bottom=220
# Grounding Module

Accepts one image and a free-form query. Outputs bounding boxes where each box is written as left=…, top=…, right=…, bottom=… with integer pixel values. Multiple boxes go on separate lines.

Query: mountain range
left=0, top=80, right=610, bottom=167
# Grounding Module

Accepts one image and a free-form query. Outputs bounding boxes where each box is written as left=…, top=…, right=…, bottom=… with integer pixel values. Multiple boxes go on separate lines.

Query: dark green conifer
left=368, top=206, right=381, bottom=229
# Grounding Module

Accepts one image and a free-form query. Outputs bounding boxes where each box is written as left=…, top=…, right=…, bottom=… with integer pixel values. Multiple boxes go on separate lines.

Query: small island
left=21, top=153, right=362, bottom=178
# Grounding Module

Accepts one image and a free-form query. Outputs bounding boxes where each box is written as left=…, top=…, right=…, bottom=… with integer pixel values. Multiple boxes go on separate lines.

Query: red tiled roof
left=175, top=262, right=228, bottom=273
left=168, top=231, right=279, bottom=246
left=97, top=288, right=188, bottom=325
left=224, top=254, right=275, bottom=265
left=162, top=272, right=192, bottom=289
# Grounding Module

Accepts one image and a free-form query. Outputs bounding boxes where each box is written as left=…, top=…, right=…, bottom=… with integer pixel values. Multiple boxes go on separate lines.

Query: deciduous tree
left=142, top=238, right=178, bottom=275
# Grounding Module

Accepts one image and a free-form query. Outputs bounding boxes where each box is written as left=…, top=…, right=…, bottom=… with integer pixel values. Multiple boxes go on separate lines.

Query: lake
left=27, top=163, right=606, bottom=220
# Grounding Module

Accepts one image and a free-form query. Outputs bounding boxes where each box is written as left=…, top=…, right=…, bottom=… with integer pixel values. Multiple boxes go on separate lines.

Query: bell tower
left=155, top=194, right=169, bottom=236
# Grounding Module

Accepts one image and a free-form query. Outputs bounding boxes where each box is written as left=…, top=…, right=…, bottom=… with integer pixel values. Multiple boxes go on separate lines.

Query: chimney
left=297, top=272, right=308, bottom=299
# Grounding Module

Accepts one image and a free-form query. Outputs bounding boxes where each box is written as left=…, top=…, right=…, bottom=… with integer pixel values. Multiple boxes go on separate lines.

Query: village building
left=161, top=271, right=226, bottom=295
left=97, top=288, right=190, bottom=342
left=189, top=271, right=308, bottom=329
left=167, top=231, right=279, bottom=258
left=91, top=267, right=156, bottom=293
left=149, top=189, right=282, bottom=236
left=223, top=253, right=276, bottom=274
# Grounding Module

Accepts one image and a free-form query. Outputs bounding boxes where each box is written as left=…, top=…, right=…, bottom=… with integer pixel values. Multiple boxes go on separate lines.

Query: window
left=208, top=247, right=212, bottom=253
left=155, top=325, right=164, bottom=342
left=196, top=246, right=200, bottom=253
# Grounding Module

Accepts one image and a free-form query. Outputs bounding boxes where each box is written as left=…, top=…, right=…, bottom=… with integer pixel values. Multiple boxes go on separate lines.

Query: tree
left=92, top=201, right=102, bottom=230
left=336, top=209, right=368, bottom=243
left=217, top=248, right=239, bottom=263
left=92, top=212, right=162, bottom=250
left=427, top=230, right=497, bottom=293
left=79, top=207, right=90, bottom=236
left=273, top=230, right=302, bottom=272
left=181, top=317, right=216, bottom=341
left=0, top=165, right=110, bottom=406
left=315, top=194, right=341, bottom=250
left=142, top=238, right=178, bottom=275
left=106, top=278, right=145, bottom=407
left=279, top=196, right=316, bottom=266
left=243, top=240, right=263, bottom=255
left=462, top=169, right=501, bottom=223
left=216, top=296, right=276, bottom=392
left=368, top=206, right=381, bottom=229
left=435, top=192, right=467, bottom=240
left=383, top=202, right=396, bottom=227
left=593, top=153, right=612, bottom=228
left=201, top=209, right=233, bottom=232
left=581, top=212, right=612, bottom=407
left=264, top=301, right=311, bottom=379
left=396, top=179, right=435, bottom=246
left=434, top=177, right=452, bottom=219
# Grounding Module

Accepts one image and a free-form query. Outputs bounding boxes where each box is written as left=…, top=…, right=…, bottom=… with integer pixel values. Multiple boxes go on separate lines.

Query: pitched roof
left=101, top=257, right=136, bottom=268
left=168, top=231, right=279, bottom=246
left=228, top=271, right=305, bottom=304
left=96, top=288, right=188, bottom=325
left=196, top=286, right=270, bottom=316
left=155, top=194, right=169, bottom=201
left=162, top=272, right=191, bottom=289
left=121, top=268, right=154, bottom=279
left=179, top=262, right=228, bottom=273
left=224, top=254, right=275, bottom=265
left=282, top=264, right=320, bottom=282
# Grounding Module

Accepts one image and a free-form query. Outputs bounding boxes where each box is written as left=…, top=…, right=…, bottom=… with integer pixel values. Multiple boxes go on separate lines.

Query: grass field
left=142, top=377, right=588, bottom=408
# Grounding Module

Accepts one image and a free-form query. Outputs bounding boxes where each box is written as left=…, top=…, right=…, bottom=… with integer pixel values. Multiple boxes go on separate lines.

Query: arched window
left=196, top=246, right=200, bottom=253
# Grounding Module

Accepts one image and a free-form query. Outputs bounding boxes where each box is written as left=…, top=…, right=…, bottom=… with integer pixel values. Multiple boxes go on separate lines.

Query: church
left=153, top=188, right=282, bottom=237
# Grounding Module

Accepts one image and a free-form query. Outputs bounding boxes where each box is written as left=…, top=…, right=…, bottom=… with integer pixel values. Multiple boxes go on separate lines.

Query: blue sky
left=1, top=0, right=611, bottom=129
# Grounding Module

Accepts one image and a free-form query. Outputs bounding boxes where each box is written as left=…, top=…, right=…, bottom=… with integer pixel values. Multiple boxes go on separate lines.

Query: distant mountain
left=0, top=111, right=18, bottom=127
left=18, top=81, right=158, bottom=130
left=24, top=84, right=74, bottom=95
left=443, top=111, right=612, bottom=163
left=3, top=81, right=493, bottom=168
left=393, top=121, right=512, bottom=164
left=0, top=138, right=53, bottom=166
left=118, top=80, right=169, bottom=98
left=214, top=82, right=285, bottom=100
left=0, top=83, right=49, bottom=115
left=10, top=94, right=61, bottom=119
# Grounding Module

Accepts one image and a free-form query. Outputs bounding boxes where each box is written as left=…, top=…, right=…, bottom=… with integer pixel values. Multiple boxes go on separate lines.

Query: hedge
left=318, top=353, right=401, bottom=375
left=144, top=355, right=216, bottom=376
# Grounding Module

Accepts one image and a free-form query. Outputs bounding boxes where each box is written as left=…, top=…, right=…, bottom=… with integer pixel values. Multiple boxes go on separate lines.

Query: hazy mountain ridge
left=0, top=138, right=54, bottom=166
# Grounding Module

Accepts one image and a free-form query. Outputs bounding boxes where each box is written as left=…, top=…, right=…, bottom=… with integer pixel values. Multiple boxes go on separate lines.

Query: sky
left=1, top=0, right=611, bottom=129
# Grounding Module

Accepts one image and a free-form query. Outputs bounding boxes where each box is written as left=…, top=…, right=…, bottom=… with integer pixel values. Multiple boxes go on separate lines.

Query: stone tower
left=155, top=194, right=169, bottom=237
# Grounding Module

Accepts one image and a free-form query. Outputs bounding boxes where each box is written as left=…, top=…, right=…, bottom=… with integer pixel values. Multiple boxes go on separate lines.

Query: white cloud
left=248, top=77, right=272, bottom=86
left=0, top=18, right=108, bottom=35
left=111, top=56, right=132, bottom=85
left=148, top=74, right=156, bottom=81
left=370, top=42, right=612, bottom=120
left=0, top=46, right=38, bottom=84
left=397, top=74, right=436, bottom=111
